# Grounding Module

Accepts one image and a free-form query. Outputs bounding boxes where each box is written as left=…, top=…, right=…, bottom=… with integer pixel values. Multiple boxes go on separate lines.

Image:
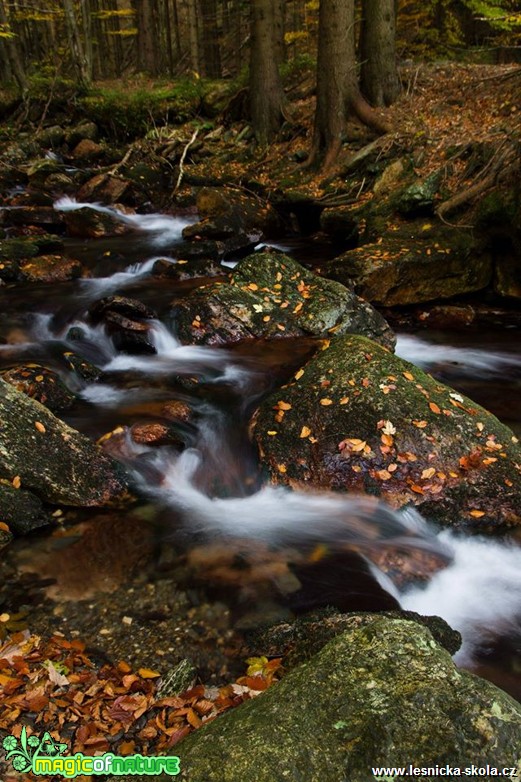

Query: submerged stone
left=252, top=334, right=521, bottom=530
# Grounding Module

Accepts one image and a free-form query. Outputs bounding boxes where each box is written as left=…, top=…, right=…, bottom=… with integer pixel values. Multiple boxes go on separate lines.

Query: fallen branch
left=108, top=146, right=134, bottom=177
left=173, top=128, right=199, bottom=194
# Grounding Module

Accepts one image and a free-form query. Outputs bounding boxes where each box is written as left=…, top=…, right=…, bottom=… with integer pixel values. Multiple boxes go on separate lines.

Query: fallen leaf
left=319, top=398, right=333, bottom=406
left=300, top=426, right=311, bottom=438
left=421, top=467, right=436, bottom=479
left=429, top=402, right=441, bottom=414
left=469, top=509, right=485, bottom=518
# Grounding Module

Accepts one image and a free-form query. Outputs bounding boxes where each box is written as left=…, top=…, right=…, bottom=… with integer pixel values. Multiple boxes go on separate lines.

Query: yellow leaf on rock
left=278, top=401, right=292, bottom=411
left=421, top=467, right=436, bottom=479
left=469, top=510, right=485, bottom=518
left=294, top=369, right=304, bottom=380
left=35, top=422, right=46, bottom=433
left=320, top=398, right=333, bottom=406
left=300, top=426, right=311, bottom=438
left=138, top=668, right=161, bottom=679
left=12, top=476, right=21, bottom=489
left=277, top=464, right=287, bottom=474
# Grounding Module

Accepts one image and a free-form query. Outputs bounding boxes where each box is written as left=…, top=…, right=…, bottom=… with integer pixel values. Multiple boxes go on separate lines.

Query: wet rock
left=321, top=224, right=492, bottom=306
left=174, top=617, right=521, bottom=782
left=196, top=186, right=282, bottom=235
left=250, top=610, right=462, bottom=668
left=418, top=304, right=476, bottom=330
left=252, top=334, right=521, bottom=530
left=43, top=172, right=75, bottom=193
left=173, top=240, right=220, bottom=261
left=27, top=158, right=68, bottom=187
left=495, top=255, right=521, bottom=299
left=71, top=139, right=104, bottom=163
left=396, top=170, right=443, bottom=216
left=3, top=205, right=65, bottom=231
left=36, top=125, right=66, bottom=148
left=1, top=364, right=76, bottom=412
left=89, top=295, right=157, bottom=355
left=61, top=204, right=134, bottom=239
left=170, top=253, right=395, bottom=349
left=319, top=206, right=359, bottom=248
left=0, top=378, right=128, bottom=507
left=89, top=295, right=157, bottom=323
left=0, top=481, right=48, bottom=535
left=62, top=351, right=102, bottom=382
left=77, top=173, right=131, bottom=204
left=152, top=257, right=225, bottom=281
left=66, top=120, right=99, bottom=147
left=19, top=254, right=83, bottom=283
left=130, top=422, right=184, bottom=448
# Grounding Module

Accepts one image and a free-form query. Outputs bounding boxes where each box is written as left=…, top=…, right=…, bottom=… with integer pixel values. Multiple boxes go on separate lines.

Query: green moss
left=79, top=80, right=204, bottom=141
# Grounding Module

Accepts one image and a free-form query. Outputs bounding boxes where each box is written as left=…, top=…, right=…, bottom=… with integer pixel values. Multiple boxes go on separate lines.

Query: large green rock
left=173, top=617, right=521, bottom=782
left=169, top=253, right=395, bottom=349
left=252, top=335, right=521, bottom=529
left=319, top=223, right=492, bottom=306
left=0, top=378, right=128, bottom=506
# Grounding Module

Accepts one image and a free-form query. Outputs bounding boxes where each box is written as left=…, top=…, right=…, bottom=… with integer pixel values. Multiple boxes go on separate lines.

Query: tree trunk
left=134, top=0, right=158, bottom=75
left=63, top=0, right=91, bottom=88
left=187, top=0, right=200, bottom=73
left=0, top=0, right=27, bottom=91
left=201, top=0, right=222, bottom=77
left=360, top=0, right=400, bottom=107
left=249, top=0, right=286, bottom=146
left=310, top=0, right=389, bottom=170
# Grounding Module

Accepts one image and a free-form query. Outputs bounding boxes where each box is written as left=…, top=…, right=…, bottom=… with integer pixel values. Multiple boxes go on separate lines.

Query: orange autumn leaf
left=469, top=509, right=485, bottom=518
left=277, top=401, right=292, bottom=411
left=319, top=398, right=333, bottom=406
left=300, top=426, right=311, bottom=438
left=403, top=371, right=415, bottom=381
left=429, top=402, right=441, bottom=414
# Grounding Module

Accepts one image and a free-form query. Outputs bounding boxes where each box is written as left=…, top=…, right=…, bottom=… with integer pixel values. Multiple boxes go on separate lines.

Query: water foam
left=401, top=531, right=521, bottom=663
left=54, top=197, right=191, bottom=246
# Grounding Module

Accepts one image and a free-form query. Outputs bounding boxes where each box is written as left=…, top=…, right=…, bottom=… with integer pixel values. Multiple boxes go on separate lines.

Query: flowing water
left=1, top=200, right=521, bottom=692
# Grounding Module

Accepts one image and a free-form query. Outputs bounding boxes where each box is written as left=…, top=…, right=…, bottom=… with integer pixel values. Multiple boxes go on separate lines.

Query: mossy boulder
left=19, top=254, right=84, bottom=282
left=320, top=223, right=492, bottom=306
left=172, top=617, right=521, bottom=782
left=0, top=378, right=128, bottom=506
left=1, top=364, right=76, bottom=412
left=169, top=253, right=395, bottom=349
left=252, top=334, right=521, bottom=530
left=196, top=186, right=283, bottom=236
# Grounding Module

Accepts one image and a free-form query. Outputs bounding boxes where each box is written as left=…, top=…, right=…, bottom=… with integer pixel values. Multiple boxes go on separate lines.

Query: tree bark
left=0, top=0, right=27, bottom=91
left=249, top=0, right=286, bottom=146
left=63, top=0, right=91, bottom=88
left=310, top=0, right=389, bottom=171
left=360, top=0, right=400, bottom=107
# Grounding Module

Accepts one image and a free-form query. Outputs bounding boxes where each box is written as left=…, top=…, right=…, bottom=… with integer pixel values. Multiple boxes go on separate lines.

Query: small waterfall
left=54, top=196, right=191, bottom=246
left=401, top=531, right=521, bottom=664
left=396, top=333, right=521, bottom=377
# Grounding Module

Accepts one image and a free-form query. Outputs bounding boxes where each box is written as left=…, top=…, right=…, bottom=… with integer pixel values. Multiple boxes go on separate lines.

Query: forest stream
left=1, top=196, right=520, bottom=718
